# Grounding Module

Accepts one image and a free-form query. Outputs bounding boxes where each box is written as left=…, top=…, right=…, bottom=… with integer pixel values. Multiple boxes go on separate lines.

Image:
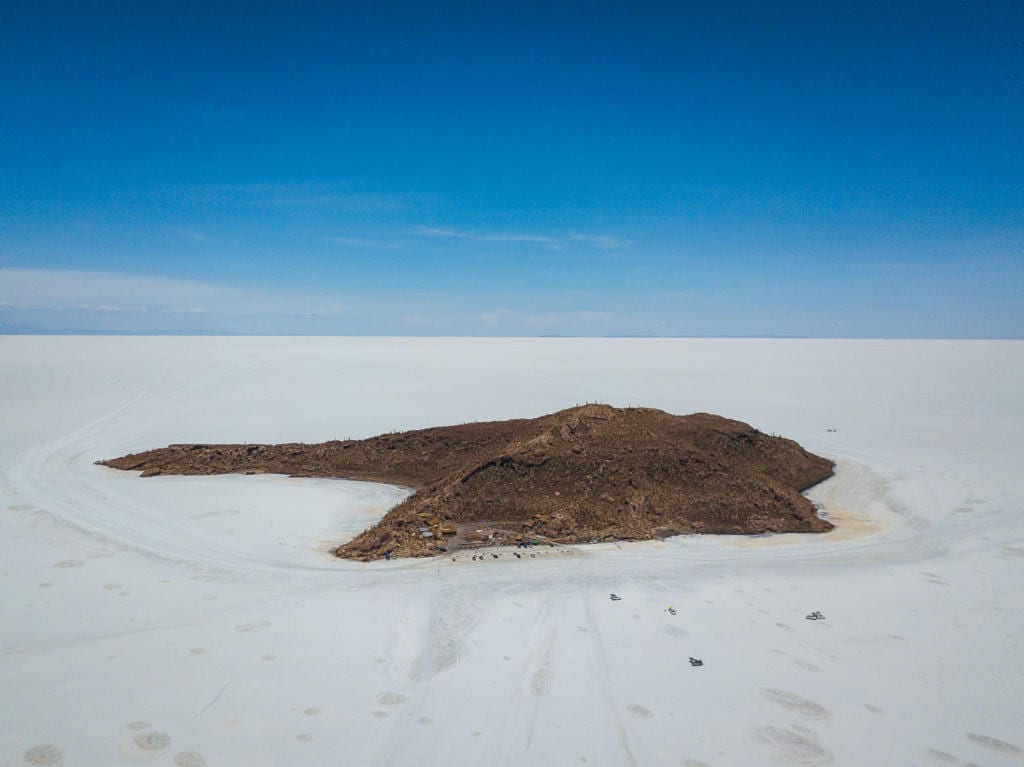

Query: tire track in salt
left=375, top=584, right=481, bottom=767
left=583, top=585, right=638, bottom=767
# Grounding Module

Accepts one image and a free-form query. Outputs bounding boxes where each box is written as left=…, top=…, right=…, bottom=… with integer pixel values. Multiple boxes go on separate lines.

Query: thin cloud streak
left=0, top=268, right=350, bottom=317
left=0, top=268, right=636, bottom=336
left=415, top=226, right=629, bottom=248
left=159, top=183, right=418, bottom=212
left=318, top=236, right=401, bottom=249
left=568, top=233, right=630, bottom=249
left=168, top=227, right=208, bottom=242
left=415, top=226, right=556, bottom=243
left=3, top=266, right=1011, bottom=338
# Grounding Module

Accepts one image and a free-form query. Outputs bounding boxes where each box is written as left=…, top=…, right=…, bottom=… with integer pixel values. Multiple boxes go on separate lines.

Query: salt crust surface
left=1, top=336, right=1022, bottom=766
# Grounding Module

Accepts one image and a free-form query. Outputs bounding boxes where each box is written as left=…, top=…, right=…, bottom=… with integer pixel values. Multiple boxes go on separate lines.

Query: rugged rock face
left=99, top=404, right=835, bottom=560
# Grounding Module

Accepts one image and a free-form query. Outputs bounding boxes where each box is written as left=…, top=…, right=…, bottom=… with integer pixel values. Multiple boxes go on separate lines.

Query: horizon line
left=2, top=332, right=1021, bottom=341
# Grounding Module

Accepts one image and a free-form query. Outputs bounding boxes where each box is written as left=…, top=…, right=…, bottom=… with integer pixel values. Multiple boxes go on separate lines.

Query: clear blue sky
left=1, top=1, right=1021, bottom=336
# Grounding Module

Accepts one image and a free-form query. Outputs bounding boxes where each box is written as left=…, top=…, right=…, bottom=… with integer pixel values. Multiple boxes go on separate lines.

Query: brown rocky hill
left=98, top=404, right=834, bottom=560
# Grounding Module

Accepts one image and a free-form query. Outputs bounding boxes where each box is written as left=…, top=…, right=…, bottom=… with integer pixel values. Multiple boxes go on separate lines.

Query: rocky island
left=99, top=404, right=835, bottom=560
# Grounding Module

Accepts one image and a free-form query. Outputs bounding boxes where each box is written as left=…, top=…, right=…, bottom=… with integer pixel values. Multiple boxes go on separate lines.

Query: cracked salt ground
left=1, top=337, right=1022, bottom=766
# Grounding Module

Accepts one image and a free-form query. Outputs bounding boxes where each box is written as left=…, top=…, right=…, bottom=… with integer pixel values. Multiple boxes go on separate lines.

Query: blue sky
left=1, top=1, right=1021, bottom=336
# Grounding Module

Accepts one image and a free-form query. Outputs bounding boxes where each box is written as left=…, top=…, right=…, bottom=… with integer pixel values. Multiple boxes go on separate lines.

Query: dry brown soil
left=99, top=404, right=835, bottom=560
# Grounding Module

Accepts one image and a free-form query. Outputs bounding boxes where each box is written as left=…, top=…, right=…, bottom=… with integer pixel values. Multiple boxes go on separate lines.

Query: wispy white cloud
left=415, top=226, right=629, bottom=249
left=389, top=307, right=622, bottom=336
left=567, top=233, right=630, bottom=249
left=179, top=183, right=412, bottom=212
left=88, top=304, right=140, bottom=313
left=0, top=269, right=350, bottom=317
left=0, top=268, right=373, bottom=334
left=0, top=268, right=635, bottom=336
left=476, top=308, right=614, bottom=330
left=168, top=227, right=208, bottom=242
left=414, top=226, right=556, bottom=243
left=318, top=236, right=401, bottom=250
